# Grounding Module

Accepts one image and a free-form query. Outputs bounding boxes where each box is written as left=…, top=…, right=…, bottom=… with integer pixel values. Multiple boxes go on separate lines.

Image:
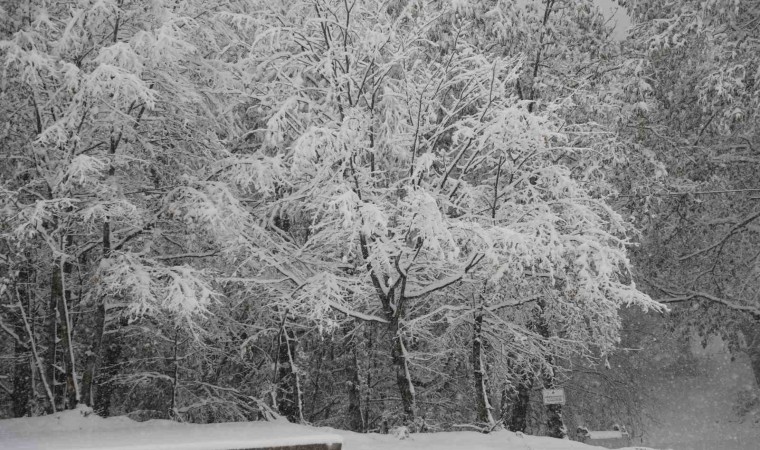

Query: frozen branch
left=656, top=292, right=760, bottom=321
left=156, top=251, right=220, bottom=261
left=679, top=210, right=760, bottom=261
left=328, top=301, right=389, bottom=324
left=0, top=313, right=23, bottom=346
left=405, top=253, right=484, bottom=300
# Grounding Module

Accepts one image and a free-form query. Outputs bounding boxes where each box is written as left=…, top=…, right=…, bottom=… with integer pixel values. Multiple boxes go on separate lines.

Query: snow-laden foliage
left=0, top=0, right=658, bottom=435
left=616, top=0, right=760, bottom=393
left=228, top=0, right=659, bottom=425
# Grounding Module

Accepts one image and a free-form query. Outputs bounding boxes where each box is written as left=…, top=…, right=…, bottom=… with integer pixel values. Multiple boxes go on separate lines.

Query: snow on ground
left=0, top=407, right=341, bottom=450
left=642, top=337, right=760, bottom=450
left=0, top=407, right=657, bottom=450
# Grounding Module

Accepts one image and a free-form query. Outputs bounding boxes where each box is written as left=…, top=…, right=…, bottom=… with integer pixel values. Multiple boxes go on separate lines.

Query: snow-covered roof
left=587, top=430, right=628, bottom=440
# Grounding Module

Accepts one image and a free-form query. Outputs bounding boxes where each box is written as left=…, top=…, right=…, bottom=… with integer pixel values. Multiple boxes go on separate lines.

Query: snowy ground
left=0, top=408, right=656, bottom=450
left=642, top=337, right=760, bottom=450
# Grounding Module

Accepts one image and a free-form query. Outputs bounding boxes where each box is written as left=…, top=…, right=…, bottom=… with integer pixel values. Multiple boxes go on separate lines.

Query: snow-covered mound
left=0, top=407, right=341, bottom=450
left=0, top=407, right=657, bottom=450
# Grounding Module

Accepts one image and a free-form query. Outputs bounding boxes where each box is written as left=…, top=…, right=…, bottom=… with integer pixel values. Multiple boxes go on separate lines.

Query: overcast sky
left=595, top=0, right=632, bottom=40
left=513, top=0, right=633, bottom=41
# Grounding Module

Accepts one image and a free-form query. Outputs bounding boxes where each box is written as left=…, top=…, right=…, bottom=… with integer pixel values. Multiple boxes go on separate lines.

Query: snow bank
left=0, top=407, right=659, bottom=450
left=0, top=406, right=341, bottom=450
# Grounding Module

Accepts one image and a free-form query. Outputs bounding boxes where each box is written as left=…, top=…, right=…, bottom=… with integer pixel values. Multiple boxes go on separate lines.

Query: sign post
left=541, top=388, right=566, bottom=405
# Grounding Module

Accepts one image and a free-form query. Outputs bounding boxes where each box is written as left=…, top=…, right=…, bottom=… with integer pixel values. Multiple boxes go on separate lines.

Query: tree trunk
left=390, top=316, right=416, bottom=424
left=44, top=266, right=60, bottom=412
left=545, top=403, right=566, bottom=438
left=56, top=255, right=79, bottom=409
left=276, top=325, right=303, bottom=422
left=93, top=330, right=122, bottom=416
left=10, top=267, right=32, bottom=416
left=508, top=380, right=532, bottom=432
left=748, top=346, right=760, bottom=389
left=740, top=321, right=760, bottom=388
left=346, top=344, right=364, bottom=431
left=11, top=310, right=31, bottom=417
left=83, top=220, right=116, bottom=414
left=473, top=308, right=494, bottom=425
left=169, top=327, right=180, bottom=420
left=15, top=280, right=56, bottom=413
left=543, top=365, right=566, bottom=439
left=533, top=300, right=566, bottom=439
left=363, top=323, right=374, bottom=429
left=84, top=126, right=125, bottom=412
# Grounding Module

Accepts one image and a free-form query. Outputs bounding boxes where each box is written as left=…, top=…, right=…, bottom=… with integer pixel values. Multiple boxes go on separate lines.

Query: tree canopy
left=7, top=0, right=753, bottom=442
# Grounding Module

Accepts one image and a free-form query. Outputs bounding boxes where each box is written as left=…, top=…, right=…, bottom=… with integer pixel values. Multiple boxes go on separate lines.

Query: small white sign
left=542, top=388, right=565, bottom=405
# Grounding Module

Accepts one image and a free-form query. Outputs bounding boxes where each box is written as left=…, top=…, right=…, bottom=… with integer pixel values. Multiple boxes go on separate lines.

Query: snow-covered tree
left=0, top=0, right=262, bottom=415
left=617, top=0, right=760, bottom=385
left=0, top=0, right=658, bottom=434
left=232, top=0, right=657, bottom=426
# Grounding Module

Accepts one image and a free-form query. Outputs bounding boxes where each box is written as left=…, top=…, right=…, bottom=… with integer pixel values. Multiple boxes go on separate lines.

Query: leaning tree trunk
left=15, top=277, right=56, bottom=413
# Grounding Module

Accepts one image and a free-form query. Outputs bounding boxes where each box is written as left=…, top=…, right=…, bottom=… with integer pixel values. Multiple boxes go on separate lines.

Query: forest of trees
left=1, top=0, right=759, bottom=444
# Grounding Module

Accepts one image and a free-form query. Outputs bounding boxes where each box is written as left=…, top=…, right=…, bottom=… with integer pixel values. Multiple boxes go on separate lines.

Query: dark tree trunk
left=473, top=308, right=493, bottom=424
left=545, top=403, right=566, bottom=438
left=11, top=311, right=31, bottom=417
left=81, top=300, right=105, bottom=408
left=84, top=127, right=126, bottom=413
left=83, top=220, right=123, bottom=416
left=390, top=316, right=415, bottom=423
left=346, top=345, right=364, bottom=431
left=543, top=362, right=566, bottom=439
left=56, top=253, right=78, bottom=409
left=169, top=327, right=180, bottom=420
left=44, top=266, right=60, bottom=412
left=363, top=323, right=374, bottom=429
left=749, top=347, right=760, bottom=389
left=93, top=330, right=122, bottom=416
left=10, top=268, right=32, bottom=417
left=740, top=322, right=760, bottom=388
left=534, top=299, right=566, bottom=439
left=508, top=380, right=532, bottom=432
left=277, top=325, right=303, bottom=422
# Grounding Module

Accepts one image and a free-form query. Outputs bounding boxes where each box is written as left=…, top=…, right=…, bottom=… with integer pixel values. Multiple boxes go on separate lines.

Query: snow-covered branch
left=405, top=253, right=485, bottom=300
left=327, top=301, right=389, bottom=324
left=656, top=292, right=760, bottom=321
